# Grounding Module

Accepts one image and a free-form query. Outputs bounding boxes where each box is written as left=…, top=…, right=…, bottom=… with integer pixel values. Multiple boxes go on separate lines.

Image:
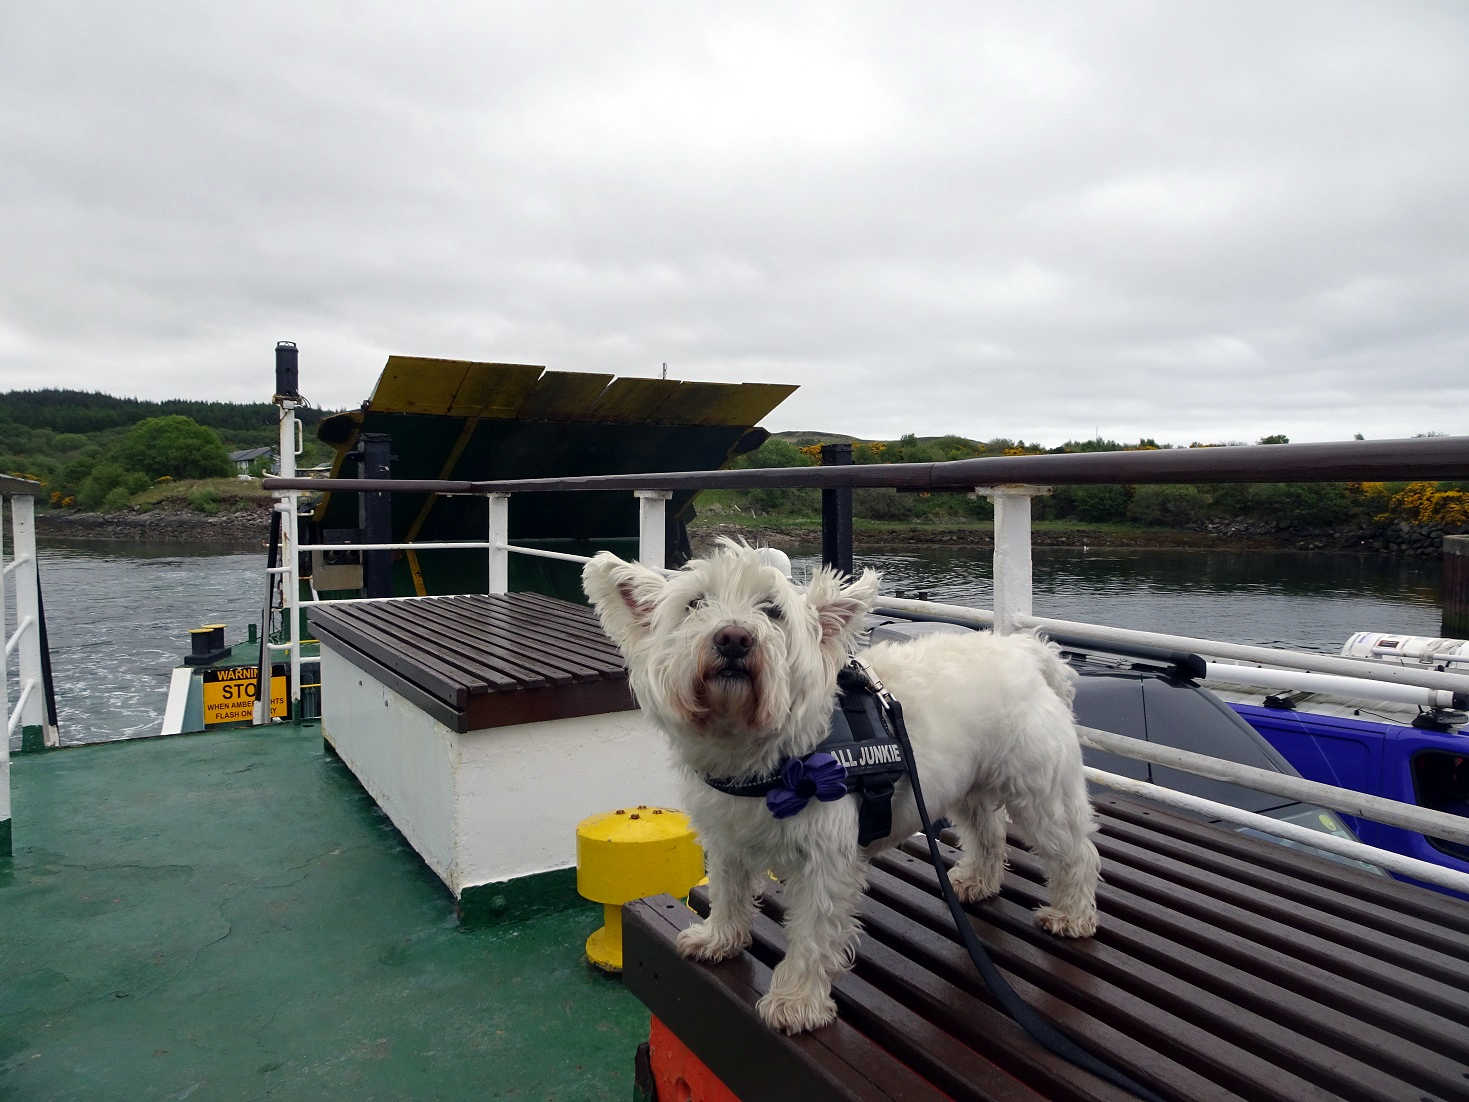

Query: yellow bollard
left=576, top=805, right=704, bottom=972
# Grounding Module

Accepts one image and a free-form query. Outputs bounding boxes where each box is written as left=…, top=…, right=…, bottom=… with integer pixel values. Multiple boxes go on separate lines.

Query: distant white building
left=228, top=447, right=274, bottom=478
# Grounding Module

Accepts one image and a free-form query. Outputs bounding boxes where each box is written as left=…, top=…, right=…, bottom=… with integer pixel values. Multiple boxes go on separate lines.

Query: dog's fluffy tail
left=1013, top=630, right=1078, bottom=708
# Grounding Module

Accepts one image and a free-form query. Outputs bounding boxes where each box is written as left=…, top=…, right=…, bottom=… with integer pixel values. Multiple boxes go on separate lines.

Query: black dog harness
left=703, top=657, right=908, bottom=845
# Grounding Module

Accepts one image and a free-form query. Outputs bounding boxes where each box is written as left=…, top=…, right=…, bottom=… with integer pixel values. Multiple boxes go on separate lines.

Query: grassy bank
left=129, top=477, right=270, bottom=515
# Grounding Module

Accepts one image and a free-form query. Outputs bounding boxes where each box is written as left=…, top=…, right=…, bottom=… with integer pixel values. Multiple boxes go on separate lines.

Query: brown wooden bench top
left=623, top=794, right=1469, bottom=1101
left=309, top=593, right=634, bottom=732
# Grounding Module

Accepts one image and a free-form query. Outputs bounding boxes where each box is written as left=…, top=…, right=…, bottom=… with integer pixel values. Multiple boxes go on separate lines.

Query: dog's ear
left=806, top=567, right=880, bottom=651
left=582, top=551, right=667, bottom=650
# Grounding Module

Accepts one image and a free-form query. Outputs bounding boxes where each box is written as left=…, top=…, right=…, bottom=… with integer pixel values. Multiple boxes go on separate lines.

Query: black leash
left=700, top=653, right=1166, bottom=1098
left=868, top=668, right=1166, bottom=1102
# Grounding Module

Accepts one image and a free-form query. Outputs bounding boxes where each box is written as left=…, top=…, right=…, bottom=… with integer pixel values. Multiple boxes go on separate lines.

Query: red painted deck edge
left=649, top=1015, right=743, bottom=1102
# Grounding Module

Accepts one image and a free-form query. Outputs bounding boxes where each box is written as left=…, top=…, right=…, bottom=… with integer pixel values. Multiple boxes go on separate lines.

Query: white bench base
left=320, top=643, right=684, bottom=910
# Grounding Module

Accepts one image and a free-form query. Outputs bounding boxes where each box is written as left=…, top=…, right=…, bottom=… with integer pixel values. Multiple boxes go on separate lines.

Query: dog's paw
left=757, top=988, right=838, bottom=1034
left=948, top=864, right=1003, bottom=903
left=675, top=921, right=751, bottom=963
left=1034, top=905, right=1098, bottom=938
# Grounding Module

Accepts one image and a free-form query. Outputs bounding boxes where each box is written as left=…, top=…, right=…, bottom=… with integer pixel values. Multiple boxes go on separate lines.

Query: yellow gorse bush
left=1380, top=482, right=1469, bottom=527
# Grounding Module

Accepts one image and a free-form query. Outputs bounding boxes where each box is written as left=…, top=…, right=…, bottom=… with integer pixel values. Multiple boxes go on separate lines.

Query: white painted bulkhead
left=319, top=643, right=684, bottom=897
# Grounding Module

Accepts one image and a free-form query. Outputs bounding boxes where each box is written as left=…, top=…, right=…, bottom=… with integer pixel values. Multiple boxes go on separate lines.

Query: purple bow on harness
left=765, top=752, right=849, bottom=819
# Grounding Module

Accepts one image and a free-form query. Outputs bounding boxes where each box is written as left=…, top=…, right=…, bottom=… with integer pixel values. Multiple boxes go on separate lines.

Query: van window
left=1410, top=751, right=1469, bottom=861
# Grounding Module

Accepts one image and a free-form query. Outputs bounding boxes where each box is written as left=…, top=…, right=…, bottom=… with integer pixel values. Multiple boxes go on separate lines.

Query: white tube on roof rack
left=1201, top=662, right=1460, bottom=710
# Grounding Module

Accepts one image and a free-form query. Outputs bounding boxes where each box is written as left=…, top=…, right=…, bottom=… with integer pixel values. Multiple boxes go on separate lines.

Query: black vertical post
left=820, top=442, right=853, bottom=579
left=258, top=506, right=282, bottom=720
left=1445, top=536, right=1469, bottom=639
left=357, top=432, right=394, bottom=598
left=35, top=573, right=59, bottom=736
left=274, top=340, right=300, bottom=400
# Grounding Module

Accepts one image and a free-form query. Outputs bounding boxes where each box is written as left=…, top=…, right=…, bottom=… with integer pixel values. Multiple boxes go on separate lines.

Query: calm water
left=8, top=540, right=266, bottom=747
left=4, top=540, right=1448, bottom=747
left=792, top=546, right=1446, bottom=652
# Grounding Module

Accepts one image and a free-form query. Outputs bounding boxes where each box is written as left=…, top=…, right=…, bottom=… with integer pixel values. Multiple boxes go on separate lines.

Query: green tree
left=733, top=437, right=815, bottom=470
left=1056, top=437, right=1124, bottom=454
left=731, top=437, right=817, bottom=514
left=1244, top=483, right=1358, bottom=526
left=1127, top=484, right=1211, bottom=527
left=77, top=463, right=149, bottom=510
left=1063, top=484, right=1131, bottom=522
left=1257, top=434, right=1290, bottom=445
left=112, top=416, right=232, bottom=480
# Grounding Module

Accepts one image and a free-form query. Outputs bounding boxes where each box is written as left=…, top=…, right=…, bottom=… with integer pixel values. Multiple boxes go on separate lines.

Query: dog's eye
left=759, top=602, right=783, bottom=622
left=686, top=596, right=705, bottom=614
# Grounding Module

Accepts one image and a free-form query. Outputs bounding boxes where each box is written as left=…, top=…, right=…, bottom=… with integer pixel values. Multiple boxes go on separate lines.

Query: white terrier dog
left=583, top=540, right=1099, bottom=1034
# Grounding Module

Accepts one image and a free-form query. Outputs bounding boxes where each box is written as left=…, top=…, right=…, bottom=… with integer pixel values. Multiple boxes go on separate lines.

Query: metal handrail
left=1, top=491, right=54, bottom=749
left=874, top=597, right=1469, bottom=694
left=1080, top=726, right=1469, bottom=848
left=4, top=616, right=34, bottom=658
left=502, top=544, right=596, bottom=566
left=297, top=541, right=493, bottom=552
left=261, top=428, right=1469, bottom=881
left=6, top=678, right=35, bottom=735
left=265, top=434, right=1469, bottom=495
left=1085, top=766, right=1469, bottom=895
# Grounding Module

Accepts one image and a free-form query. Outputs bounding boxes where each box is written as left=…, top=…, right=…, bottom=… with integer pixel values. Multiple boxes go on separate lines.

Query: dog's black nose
left=714, top=626, right=754, bottom=659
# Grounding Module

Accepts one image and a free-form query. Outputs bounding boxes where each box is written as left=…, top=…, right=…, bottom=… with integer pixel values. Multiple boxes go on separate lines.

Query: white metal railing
left=297, top=541, right=493, bottom=552
left=1079, top=726, right=1469, bottom=848
left=873, top=596, right=1469, bottom=697
left=1084, top=767, right=1469, bottom=894
left=7, top=679, right=36, bottom=739
left=263, top=448, right=1469, bottom=888
left=266, top=480, right=1469, bottom=719
left=265, top=467, right=664, bottom=716
left=295, top=593, right=459, bottom=609
left=4, top=616, right=34, bottom=658
left=257, top=406, right=305, bottom=723
left=502, top=544, right=599, bottom=566
left=2, top=494, right=54, bottom=748
left=2, top=487, right=56, bottom=844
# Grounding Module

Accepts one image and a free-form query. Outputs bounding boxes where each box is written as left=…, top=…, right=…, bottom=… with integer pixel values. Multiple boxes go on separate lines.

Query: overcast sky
left=3, top=2, right=1465, bottom=447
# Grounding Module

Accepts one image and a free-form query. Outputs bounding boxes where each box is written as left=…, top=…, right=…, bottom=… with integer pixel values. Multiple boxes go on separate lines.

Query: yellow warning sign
left=202, top=665, right=287, bottom=725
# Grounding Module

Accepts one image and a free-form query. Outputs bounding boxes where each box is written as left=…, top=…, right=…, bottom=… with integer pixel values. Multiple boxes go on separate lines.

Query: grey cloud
left=2, top=1, right=1466, bottom=447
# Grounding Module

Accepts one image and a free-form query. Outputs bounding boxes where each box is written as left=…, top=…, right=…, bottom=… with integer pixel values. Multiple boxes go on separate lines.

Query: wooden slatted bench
left=623, top=795, right=1469, bottom=1101
left=311, top=592, right=635, bottom=731
left=310, top=594, right=682, bottom=919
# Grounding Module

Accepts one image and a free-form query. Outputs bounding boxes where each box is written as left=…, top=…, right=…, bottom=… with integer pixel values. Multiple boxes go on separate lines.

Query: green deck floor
left=1, top=725, right=649, bottom=1100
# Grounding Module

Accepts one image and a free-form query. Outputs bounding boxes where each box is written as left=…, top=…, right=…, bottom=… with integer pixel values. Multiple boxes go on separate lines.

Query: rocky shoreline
left=36, top=505, right=1462, bottom=560
left=692, top=518, right=1463, bottom=558
left=1196, top=518, right=1464, bottom=558
left=37, top=504, right=272, bottom=548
